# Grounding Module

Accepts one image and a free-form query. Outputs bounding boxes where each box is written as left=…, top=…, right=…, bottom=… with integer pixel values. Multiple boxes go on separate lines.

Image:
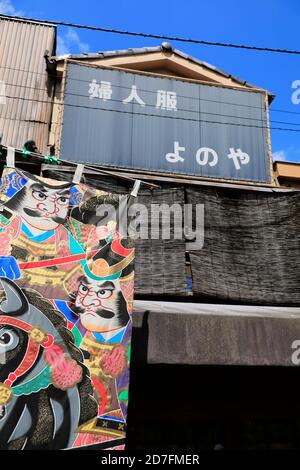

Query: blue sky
left=1, top=0, right=300, bottom=162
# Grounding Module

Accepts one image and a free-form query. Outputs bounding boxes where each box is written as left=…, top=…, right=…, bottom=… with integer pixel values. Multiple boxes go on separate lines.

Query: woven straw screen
left=187, top=187, right=300, bottom=305
left=134, top=187, right=186, bottom=295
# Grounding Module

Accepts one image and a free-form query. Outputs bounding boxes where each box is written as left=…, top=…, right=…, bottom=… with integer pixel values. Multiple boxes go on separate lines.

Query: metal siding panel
left=61, top=64, right=133, bottom=165
left=60, top=62, right=270, bottom=183
left=0, top=18, right=56, bottom=152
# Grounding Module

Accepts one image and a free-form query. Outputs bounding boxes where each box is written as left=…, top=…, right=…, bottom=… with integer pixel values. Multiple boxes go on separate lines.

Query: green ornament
left=22, top=146, right=31, bottom=159
left=44, top=154, right=61, bottom=165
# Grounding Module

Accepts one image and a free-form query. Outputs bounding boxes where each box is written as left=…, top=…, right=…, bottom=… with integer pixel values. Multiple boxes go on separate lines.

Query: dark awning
left=132, top=301, right=300, bottom=366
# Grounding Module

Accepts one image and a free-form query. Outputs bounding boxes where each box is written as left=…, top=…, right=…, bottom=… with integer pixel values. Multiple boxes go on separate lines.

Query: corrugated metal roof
left=40, top=164, right=292, bottom=191
left=52, top=43, right=267, bottom=92
left=0, top=18, right=56, bottom=152
left=274, top=160, right=300, bottom=166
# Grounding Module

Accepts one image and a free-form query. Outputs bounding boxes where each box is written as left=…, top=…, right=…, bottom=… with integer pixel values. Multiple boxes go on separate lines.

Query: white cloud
left=273, top=146, right=300, bottom=162
left=65, top=28, right=89, bottom=52
left=273, top=150, right=287, bottom=161
left=0, top=0, right=24, bottom=16
left=0, top=3, right=89, bottom=56
left=57, top=28, right=89, bottom=56
left=56, top=35, right=70, bottom=56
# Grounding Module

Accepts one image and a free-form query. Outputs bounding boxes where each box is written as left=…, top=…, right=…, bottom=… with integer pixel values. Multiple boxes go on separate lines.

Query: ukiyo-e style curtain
left=0, top=167, right=135, bottom=450
left=44, top=169, right=187, bottom=296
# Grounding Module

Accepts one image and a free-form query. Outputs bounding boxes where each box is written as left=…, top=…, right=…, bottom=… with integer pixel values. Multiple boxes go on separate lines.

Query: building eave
left=51, top=44, right=273, bottom=100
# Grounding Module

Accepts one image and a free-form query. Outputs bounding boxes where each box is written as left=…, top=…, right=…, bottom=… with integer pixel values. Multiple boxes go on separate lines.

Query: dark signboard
left=60, top=62, right=271, bottom=182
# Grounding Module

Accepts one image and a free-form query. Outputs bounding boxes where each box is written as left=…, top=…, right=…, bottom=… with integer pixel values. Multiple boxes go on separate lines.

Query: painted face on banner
left=19, top=182, right=71, bottom=231
left=73, top=276, right=129, bottom=333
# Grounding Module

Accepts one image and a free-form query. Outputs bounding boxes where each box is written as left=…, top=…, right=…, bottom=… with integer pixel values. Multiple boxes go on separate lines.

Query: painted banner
left=0, top=167, right=134, bottom=450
